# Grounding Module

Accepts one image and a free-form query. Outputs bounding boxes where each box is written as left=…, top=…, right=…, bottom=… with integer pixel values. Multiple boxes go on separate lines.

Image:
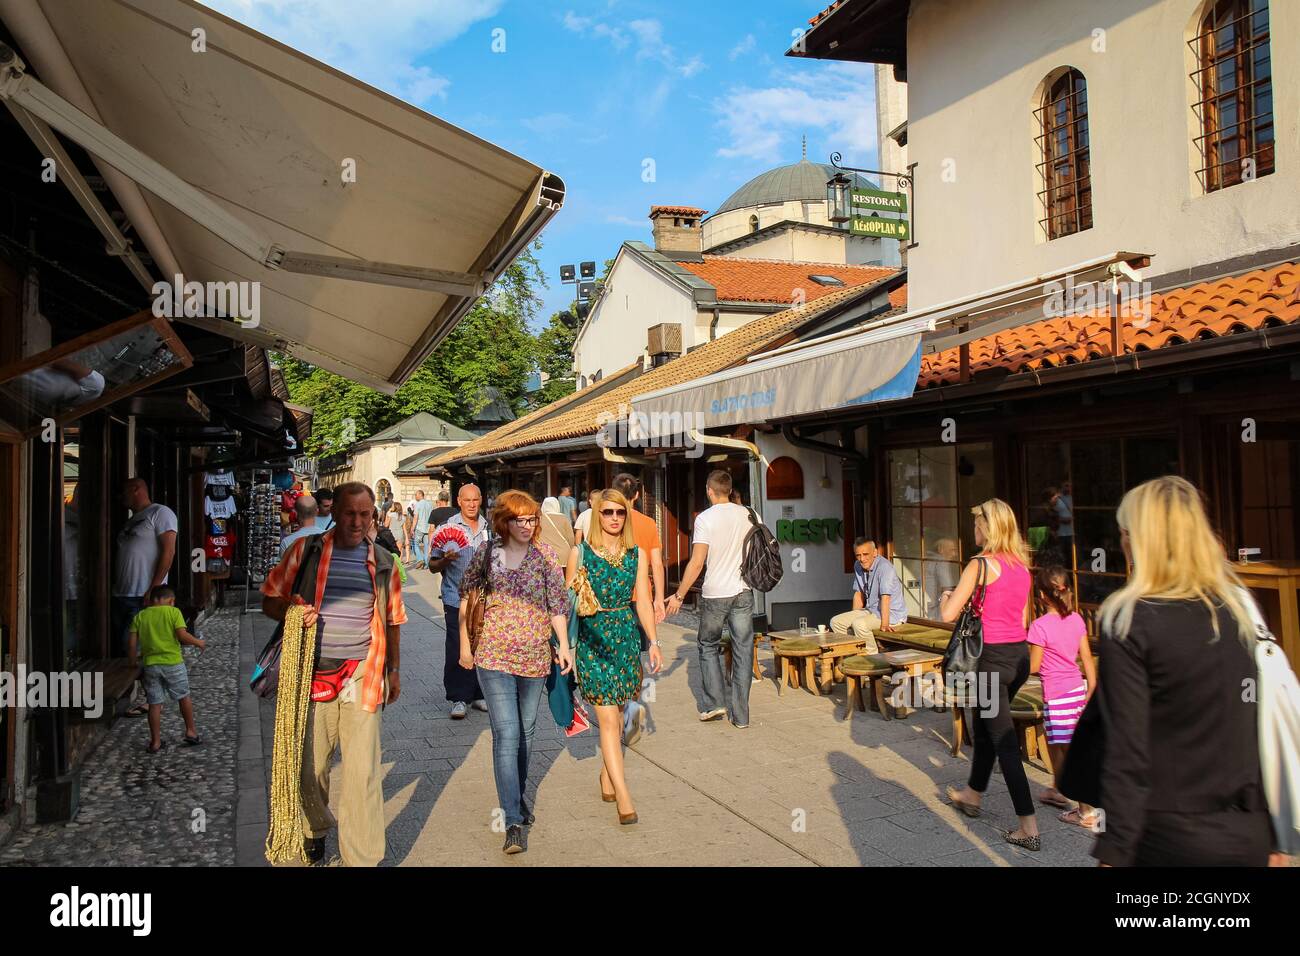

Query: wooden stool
left=839, top=654, right=893, bottom=719
left=721, top=633, right=763, bottom=682
left=772, top=639, right=821, bottom=696
left=1010, top=680, right=1052, bottom=773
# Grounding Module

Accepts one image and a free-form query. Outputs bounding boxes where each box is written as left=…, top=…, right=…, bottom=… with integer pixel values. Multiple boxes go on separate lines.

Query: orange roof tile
left=919, top=263, right=1300, bottom=388
left=674, top=256, right=895, bottom=304
left=650, top=205, right=707, bottom=218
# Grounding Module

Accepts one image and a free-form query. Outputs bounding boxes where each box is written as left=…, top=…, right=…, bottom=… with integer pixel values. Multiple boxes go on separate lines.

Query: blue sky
left=204, top=0, right=881, bottom=330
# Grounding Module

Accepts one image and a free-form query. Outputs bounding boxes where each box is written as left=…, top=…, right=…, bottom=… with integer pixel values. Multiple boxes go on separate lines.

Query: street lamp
left=560, top=260, right=598, bottom=321
left=827, top=172, right=852, bottom=223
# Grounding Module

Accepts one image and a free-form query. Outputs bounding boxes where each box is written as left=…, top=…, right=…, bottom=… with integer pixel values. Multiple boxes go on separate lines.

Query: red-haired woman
left=459, top=489, right=572, bottom=855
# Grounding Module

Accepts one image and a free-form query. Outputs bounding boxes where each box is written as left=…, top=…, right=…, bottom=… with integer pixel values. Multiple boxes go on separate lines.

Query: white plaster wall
left=756, top=432, right=855, bottom=610
left=573, top=251, right=696, bottom=383
left=906, top=0, right=1300, bottom=309
left=705, top=201, right=895, bottom=266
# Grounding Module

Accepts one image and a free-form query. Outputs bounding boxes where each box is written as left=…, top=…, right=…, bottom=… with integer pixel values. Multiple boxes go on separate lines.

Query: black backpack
left=740, top=507, right=783, bottom=592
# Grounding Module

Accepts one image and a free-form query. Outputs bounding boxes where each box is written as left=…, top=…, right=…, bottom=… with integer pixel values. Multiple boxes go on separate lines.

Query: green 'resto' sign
left=851, top=216, right=909, bottom=240
left=852, top=187, right=908, bottom=213
left=775, top=518, right=844, bottom=544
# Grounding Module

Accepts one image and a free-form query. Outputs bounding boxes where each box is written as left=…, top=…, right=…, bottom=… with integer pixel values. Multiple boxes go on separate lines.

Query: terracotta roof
left=889, top=284, right=907, bottom=308
left=650, top=205, right=707, bottom=218
left=919, top=263, right=1300, bottom=388
left=673, top=256, right=895, bottom=304
left=809, top=1, right=846, bottom=27
left=429, top=278, right=899, bottom=467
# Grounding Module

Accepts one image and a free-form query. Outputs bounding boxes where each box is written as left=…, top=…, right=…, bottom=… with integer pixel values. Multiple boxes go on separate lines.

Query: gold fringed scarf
left=265, top=603, right=316, bottom=864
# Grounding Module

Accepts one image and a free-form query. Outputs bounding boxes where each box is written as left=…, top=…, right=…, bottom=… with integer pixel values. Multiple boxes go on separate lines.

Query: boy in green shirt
left=128, top=585, right=206, bottom=753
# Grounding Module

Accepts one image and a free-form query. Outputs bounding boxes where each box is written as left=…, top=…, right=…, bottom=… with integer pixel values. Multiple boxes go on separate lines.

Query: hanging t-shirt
left=206, top=496, right=237, bottom=518
left=208, top=516, right=230, bottom=536
left=206, top=484, right=233, bottom=501
left=204, top=470, right=236, bottom=487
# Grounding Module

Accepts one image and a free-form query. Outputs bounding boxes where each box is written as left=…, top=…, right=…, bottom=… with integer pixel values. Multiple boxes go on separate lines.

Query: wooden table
left=1237, top=560, right=1300, bottom=670
left=877, top=649, right=944, bottom=718
left=768, top=628, right=871, bottom=692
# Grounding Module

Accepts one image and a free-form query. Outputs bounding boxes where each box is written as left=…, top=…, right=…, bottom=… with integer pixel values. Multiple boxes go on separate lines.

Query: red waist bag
left=311, top=658, right=362, bottom=703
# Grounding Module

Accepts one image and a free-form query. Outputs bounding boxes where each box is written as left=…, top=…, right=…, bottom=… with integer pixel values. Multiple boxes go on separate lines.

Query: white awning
left=0, top=0, right=563, bottom=392
left=630, top=315, right=934, bottom=438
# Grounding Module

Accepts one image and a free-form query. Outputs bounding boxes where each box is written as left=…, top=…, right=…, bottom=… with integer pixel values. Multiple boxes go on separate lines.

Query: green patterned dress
left=575, top=541, right=642, bottom=706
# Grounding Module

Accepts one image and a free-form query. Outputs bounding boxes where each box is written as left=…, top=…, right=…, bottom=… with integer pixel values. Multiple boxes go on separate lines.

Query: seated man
left=829, top=537, right=908, bottom=653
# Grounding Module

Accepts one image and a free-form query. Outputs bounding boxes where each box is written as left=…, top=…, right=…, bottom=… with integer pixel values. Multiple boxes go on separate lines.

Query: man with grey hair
left=281, top=495, right=324, bottom=550
left=427, top=483, right=489, bottom=718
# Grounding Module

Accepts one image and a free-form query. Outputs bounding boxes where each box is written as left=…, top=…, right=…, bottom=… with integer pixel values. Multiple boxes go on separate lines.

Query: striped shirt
left=318, top=541, right=377, bottom=660
left=261, top=528, right=407, bottom=714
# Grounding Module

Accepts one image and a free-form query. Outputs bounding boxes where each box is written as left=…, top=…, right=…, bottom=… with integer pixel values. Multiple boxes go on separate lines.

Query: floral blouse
left=461, top=539, right=568, bottom=678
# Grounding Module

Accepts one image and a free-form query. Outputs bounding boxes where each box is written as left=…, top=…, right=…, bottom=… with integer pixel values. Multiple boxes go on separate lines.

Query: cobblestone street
left=4, top=570, right=1098, bottom=867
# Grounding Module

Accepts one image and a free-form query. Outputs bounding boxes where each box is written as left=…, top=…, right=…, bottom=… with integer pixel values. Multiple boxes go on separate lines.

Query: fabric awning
left=629, top=317, right=930, bottom=438
left=0, top=0, right=563, bottom=392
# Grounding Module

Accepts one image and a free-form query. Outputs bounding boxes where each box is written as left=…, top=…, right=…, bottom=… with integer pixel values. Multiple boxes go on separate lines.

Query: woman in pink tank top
left=939, top=498, right=1039, bottom=850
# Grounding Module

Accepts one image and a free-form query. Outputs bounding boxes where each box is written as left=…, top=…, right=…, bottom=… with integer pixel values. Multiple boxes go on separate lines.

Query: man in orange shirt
left=611, top=473, right=664, bottom=745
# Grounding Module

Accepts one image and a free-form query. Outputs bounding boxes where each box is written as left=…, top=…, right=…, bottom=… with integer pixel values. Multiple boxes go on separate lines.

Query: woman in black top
left=1093, top=476, right=1274, bottom=866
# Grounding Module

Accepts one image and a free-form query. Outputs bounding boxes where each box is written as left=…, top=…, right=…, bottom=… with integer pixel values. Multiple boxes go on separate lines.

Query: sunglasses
left=600, top=508, right=627, bottom=518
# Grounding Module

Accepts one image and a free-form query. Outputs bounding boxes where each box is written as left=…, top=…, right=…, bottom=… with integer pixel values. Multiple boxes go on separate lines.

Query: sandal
left=126, top=705, right=149, bottom=718
left=1059, top=807, right=1100, bottom=829
left=183, top=735, right=203, bottom=747
left=145, top=741, right=165, bottom=754
left=1038, top=789, right=1071, bottom=810
left=1004, top=830, right=1041, bottom=851
left=945, top=785, right=982, bottom=818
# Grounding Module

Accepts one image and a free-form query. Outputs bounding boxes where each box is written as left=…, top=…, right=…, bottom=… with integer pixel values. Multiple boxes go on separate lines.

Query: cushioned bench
left=875, top=621, right=952, bottom=654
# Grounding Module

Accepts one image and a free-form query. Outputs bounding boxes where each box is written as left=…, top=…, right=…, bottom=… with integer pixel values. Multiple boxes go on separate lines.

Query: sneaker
left=731, top=721, right=749, bottom=729
left=471, top=699, right=488, bottom=713
left=502, top=824, right=526, bottom=854
left=698, top=707, right=726, bottom=722
left=304, top=837, right=326, bottom=864
left=450, top=701, right=468, bottom=719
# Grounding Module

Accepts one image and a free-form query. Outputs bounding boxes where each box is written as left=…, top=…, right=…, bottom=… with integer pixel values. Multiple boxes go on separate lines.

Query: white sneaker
left=698, top=707, right=726, bottom=722
left=450, top=701, right=468, bottom=719
left=471, top=699, right=488, bottom=713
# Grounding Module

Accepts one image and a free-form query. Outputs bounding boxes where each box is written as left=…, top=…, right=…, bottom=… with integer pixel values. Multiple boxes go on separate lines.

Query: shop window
left=887, top=442, right=994, bottom=620
left=765, top=456, right=804, bottom=499
left=1035, top=68, right=1093, bottom=240
left=1239, top=434, right=1297, bottom=560
left=1024, top=434, right=1180, bottom=611
left=1192, top=0, right=1273, bottom=192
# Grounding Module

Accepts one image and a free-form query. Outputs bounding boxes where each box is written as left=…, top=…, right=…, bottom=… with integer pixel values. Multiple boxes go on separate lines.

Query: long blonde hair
left=972, top=498, right=1030, bottom=566
left=1099, top=475, right=1253, bottom=642
left=586, top=489, right=635, bottom=554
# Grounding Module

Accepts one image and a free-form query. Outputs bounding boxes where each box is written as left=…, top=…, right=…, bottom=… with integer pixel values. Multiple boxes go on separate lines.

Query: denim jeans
left=111, top=595, right=144, bottom=659
left=444, top=606, right=481, bottom=703
left=412, top=531, right=428, bottom=565
left=697, top=589, right=755, bottom=725
left=476, top=666, right=547, bottom=827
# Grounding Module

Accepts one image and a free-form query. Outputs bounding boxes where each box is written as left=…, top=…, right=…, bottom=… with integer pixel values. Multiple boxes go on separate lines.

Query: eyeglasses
left=510, top=516, right=539, bottom=527
left=600, top=508, right=626, bottom=518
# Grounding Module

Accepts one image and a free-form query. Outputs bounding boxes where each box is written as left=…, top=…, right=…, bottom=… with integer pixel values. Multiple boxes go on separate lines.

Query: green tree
left=529, top=304, right=578, bottom=409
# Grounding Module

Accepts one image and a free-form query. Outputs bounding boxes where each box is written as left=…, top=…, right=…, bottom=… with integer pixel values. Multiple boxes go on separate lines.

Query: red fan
left=429, top=525, right=470, bottom=553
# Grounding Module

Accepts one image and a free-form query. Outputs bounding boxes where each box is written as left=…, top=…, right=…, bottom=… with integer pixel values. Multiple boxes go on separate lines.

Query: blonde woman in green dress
left=565, top=489, right=662, bottom=824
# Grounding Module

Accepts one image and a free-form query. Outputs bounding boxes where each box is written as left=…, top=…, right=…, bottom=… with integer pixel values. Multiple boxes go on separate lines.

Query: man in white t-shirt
left=667, top=470, right=756, bottom=728
left=113, top=478, right=179, bottom=713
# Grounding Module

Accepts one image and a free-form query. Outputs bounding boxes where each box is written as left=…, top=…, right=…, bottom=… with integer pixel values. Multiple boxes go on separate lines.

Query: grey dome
left=710, top=159, right=875, bottom=217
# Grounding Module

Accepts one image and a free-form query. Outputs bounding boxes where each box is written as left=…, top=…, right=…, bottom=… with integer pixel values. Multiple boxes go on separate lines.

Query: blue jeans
left=697, top=590, right=755, bottom=725
left=412, top=531, right=428, bottom=565
left=476, top=666, right=547, bottom=827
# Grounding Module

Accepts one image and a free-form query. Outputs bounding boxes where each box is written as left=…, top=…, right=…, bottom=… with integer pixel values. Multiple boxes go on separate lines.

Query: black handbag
left=942, top=557, right=986, bottom=676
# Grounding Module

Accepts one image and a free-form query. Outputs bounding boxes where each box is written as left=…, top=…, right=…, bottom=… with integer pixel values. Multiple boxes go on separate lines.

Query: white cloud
left=202, top=0, right=503, bottom=105
left=712, top=63, right=878, bottom=164
left=729, top=34, right=756, bottom=60
left=605, top=214, right=649, bottom=229
left=562, top=9, right=629, bottom=49
left=565, top=12, right=701, bottom=78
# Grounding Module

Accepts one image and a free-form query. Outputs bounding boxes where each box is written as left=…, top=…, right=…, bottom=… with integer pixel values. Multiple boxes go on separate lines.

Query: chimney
left=649, top=206, right=706, bottom=254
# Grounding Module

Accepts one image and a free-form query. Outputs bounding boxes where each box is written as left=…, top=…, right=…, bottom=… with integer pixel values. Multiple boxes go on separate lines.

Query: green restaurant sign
left=851, top=216, right=909, bottom=240
left=851, top=187, right=907, bottom=213
left=775, top=517, right=844, bottom=544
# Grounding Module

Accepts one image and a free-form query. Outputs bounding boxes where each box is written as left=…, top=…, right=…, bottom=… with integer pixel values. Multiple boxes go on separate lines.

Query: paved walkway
left=3, top=569, right=1097, bottom=867
left=244, top=569, right=1097, bottom=867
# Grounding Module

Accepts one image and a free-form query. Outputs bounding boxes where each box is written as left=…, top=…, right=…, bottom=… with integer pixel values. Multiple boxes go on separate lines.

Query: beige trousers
left=299, top=667, right=385, bottom=867
left=829, top=608, right=882, bottom=654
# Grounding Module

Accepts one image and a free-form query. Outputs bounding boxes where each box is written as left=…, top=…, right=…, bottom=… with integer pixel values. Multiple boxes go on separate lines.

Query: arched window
left=1036, top=68, right=1093, bottom=240
left=748, top=214, right=759, bottom=233
left=1193, top=0, right=1273, bottom=192
left=766, top=456, right=805, bottom=500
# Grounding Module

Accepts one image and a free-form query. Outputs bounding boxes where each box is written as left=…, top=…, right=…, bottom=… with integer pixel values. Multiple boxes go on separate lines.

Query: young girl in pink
left=1027, top=565, right=1098, bottom=828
